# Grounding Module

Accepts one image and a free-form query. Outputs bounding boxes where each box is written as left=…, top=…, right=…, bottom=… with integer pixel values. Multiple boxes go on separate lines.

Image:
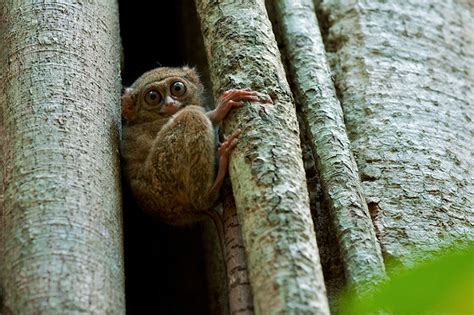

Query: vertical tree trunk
left=264, top=3, right=347, bottom=307
left=196, top=1, right=330, bottom=314
left=0, top=2, right=125, bottom=313
left=319, top=0, right=474, bottom=264
left=273, top=0, right=386, bottom=291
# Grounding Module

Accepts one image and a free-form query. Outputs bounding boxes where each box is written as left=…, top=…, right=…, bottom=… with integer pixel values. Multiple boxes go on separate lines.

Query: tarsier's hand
left=208, top=88, right=273, bottom=124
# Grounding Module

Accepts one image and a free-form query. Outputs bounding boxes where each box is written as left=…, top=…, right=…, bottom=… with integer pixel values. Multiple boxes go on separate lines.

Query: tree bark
left=222, top=191, right=254, bottom=315
left=264, top=2, right=346, bottom=308
left=318, top=0, right=474, bottom=264
left=0, top=2, right=125, bottom=313
left=196, top=1, right=330, bottom=314
left=274, top=0, right=386, bottom=290
left=0, top=45, right=5, bottom=307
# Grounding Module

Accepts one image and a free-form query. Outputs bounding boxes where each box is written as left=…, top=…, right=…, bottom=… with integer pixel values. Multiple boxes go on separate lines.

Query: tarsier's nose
left=163, top=96, right=176, bottom=107
left=162, top=96, right=178, bottom=114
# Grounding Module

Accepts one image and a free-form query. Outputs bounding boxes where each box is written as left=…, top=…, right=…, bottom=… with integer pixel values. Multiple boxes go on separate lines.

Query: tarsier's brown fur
left=121, top=67, right=270, bottom=225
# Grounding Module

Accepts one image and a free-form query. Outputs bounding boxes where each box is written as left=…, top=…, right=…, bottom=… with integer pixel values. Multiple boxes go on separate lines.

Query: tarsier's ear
left=182, top=66, right=204, bottom=93
left=122, top=87, right=136, bottom=121
left=182, top=66, right=199, bottom=81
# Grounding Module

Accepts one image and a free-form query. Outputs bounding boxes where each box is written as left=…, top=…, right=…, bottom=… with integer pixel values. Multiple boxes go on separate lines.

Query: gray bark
left=274, top=0, right=386, bottom=290
left=319, top=0, right=474, bottom=264
left=196, top=1, right=329, bottom=314
left=0, top=2, right=125, bottom=313
left=265, top=2, right=346, bottom=307
left=298, top=111, right=346, bottom=310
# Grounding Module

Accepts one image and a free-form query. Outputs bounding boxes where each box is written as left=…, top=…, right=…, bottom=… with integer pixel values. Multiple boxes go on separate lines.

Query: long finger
left=222, top=138, right=239, bottom=156
left=221, top=89, right=257, bottom=102
left=228, top=100, right=245, bottom=108
left=225, top=129, right=242, bottom=141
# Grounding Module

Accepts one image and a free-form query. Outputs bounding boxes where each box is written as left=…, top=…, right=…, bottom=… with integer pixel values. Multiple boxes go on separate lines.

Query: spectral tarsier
left=121, top=66, right=271, bottom=226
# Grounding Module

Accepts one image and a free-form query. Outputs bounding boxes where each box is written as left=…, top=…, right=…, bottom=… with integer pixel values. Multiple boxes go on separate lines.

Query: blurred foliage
left=339, top=242, right=474, bottom=314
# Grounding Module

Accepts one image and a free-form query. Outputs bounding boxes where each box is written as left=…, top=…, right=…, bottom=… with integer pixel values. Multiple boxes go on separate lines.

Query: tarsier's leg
left=148, top=105, right=215, bottom=222
left=207, top=129, right=242, bottom=201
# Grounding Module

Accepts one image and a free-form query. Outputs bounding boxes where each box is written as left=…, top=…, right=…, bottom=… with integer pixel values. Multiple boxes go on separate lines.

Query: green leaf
left=340, top=243, right=474, bottom=314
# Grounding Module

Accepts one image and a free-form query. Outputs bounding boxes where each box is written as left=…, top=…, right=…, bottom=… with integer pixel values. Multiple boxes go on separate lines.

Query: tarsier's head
left=122, top=66, right=204, bottom=124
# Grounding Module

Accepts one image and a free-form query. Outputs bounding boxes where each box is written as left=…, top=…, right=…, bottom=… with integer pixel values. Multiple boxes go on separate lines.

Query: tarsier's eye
left=144, top=90, right=162, bottom=105
left=170, top=81, right=186, bottom=97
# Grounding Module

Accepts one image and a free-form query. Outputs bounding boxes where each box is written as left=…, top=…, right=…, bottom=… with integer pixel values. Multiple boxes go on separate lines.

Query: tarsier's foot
left=208, top=129, right=242, bottom=197
left=208, top=88, right=273, bottom=124
left=219, top=129, right=242, bottom=165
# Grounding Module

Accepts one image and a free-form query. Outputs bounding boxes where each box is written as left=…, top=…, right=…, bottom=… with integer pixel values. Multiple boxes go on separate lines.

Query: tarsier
left=121, top=66, right=270, bottom=226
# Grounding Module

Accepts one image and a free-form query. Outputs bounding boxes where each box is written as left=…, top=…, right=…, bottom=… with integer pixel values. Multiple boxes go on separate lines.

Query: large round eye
left=170, top=81, right=186, bottom=97
left=144, top=90, right=162, bottom=105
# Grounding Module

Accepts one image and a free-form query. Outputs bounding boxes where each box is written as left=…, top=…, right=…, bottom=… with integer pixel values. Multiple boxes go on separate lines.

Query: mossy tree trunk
left=0, top=2, right=125, bottom=313
left=196, top=1, right=330, bottom=314
left=318, top=0, right=474, bottom=264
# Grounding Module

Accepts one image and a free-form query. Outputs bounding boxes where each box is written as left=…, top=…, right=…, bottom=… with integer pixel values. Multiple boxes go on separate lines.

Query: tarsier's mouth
left=160, top=103, right=179, bottom=115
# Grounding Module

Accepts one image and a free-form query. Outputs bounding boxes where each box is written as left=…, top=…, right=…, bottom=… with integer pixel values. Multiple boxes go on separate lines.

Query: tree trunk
left=318, top=0, right=474, bottom=265
left=273, top=0, right=386, bottom=291
left=196, top=1, right=330, bottom=314
left=0, top=2, right=125, bottom=313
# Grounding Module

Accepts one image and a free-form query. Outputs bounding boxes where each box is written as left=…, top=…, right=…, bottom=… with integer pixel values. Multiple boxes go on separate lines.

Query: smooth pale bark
left=274, top=0, right=386, bottom=290
left=196, top=1, right=330, bottom=314
left=319, top=0, right=474, bottom=264
left=0, top=2, right=124, bottom=313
